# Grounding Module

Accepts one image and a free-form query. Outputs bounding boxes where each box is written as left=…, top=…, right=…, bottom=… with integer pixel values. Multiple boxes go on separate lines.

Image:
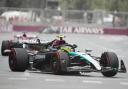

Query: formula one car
left=1, top=33, right=39, bottom=56
left=8, top=43, right=127, bottom=77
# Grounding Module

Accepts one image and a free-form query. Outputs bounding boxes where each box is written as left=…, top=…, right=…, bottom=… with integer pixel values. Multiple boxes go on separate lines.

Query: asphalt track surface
left=0, top=32, right=128, bottom=89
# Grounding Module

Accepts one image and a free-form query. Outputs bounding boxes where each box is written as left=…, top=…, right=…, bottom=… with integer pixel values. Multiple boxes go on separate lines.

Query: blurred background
left=0, top=0, right=128, bottom=34
left=0, top=1, right=128, bottom=89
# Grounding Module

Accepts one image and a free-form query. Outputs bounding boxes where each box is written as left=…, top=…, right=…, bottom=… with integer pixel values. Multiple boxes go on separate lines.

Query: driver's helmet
left=37, top=39, right=41, bottom=44
left=23, top=32, right=27, bottom=37
left=56, top=35, right=66, bottom=40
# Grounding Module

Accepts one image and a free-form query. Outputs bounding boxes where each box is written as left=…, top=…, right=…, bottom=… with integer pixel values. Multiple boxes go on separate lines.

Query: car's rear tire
left=1, top=40, right=10, bottom=56
left=51, top=51, right=69, bottom=75
left=100, top=52, right=119, bottom=77
left=9, top=48, right=28, bottom=72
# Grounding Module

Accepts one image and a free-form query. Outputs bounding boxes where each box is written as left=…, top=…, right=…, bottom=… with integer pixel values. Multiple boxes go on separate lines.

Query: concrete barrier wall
left=103, top=28, right=128, bottom=35
left=13, top=25, right=46, bottom=32
left=12, top=25, right=128, bottom=35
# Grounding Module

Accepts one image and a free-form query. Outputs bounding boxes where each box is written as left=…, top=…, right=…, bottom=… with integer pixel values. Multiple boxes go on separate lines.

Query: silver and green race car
left=8, top=43, right=127, bottom=77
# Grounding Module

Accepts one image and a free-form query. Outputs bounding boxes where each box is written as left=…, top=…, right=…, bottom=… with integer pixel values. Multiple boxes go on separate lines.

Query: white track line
left=82, top=80, right=102, bottom=84
left=45, top=79, right=65, bottom=82
left=78, top=77, right=127, bottom=81
left=120, top=82, right=128, bottom=86
left=24, top=72, right=30, bottom=77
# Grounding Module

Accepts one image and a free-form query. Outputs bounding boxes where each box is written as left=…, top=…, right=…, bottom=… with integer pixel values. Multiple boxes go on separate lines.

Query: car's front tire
left=100, top=52, right=119, bottom=77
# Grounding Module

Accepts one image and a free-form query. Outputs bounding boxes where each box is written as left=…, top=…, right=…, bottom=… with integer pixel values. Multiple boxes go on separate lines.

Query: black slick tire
left=9, top=48, right=28, bottom=72
left=100, top=52, right=119, bottom=77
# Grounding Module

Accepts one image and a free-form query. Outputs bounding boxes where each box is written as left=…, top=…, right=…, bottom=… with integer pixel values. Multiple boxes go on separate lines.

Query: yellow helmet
left=56, top=35, right=66, bottom=38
